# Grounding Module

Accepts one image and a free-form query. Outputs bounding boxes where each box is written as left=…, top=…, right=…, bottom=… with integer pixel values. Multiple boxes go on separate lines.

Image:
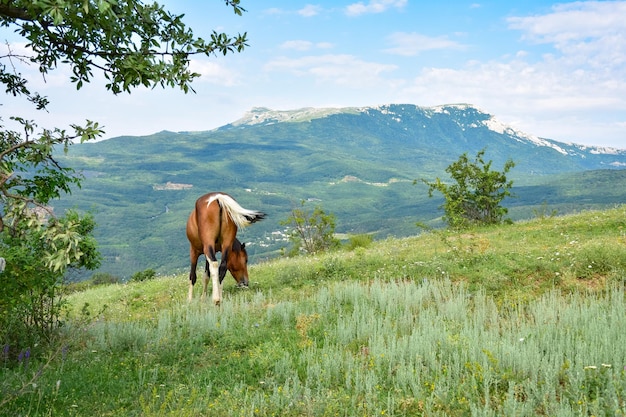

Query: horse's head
left=228, top=239, right=250, bottom=288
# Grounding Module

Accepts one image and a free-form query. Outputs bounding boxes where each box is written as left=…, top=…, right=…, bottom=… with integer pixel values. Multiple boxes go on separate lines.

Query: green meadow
left=2, top=206, right=626, bottom=416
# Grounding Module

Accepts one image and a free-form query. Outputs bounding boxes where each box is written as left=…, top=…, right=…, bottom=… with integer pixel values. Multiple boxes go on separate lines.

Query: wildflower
left=584, top=366, right=597, bottom=370
left=602, top=363, right=612, bottom=368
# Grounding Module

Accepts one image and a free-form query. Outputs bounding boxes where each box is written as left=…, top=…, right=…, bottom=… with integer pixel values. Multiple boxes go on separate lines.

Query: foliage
left=0, top=0, right=247, bottom=94
left=0, top=0, right=247, bottom=356
left=422, top=148, right=516, bottom=229
left=0, top=210, right=100, bottom=352
left=130, top=268, right=156, bottom=283
left=280, top=200, right=340, bottom=256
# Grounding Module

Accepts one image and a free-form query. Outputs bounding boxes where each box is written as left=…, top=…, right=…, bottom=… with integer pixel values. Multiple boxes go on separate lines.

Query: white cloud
left=280, top=40, right=334, bottom=51
left=298, top=4, right=322, bottom=17
left=345, top=0, right=407, bottom=16
left=280, top=40, right=314, bottom=51
left=264, top=54, right=397, bottom=88
left=507, top=1, right=626, bottom=45
left=189, top=60, right=239, bottom=86
left=262, top=8, right=284, bottom=16
left=316, top=42, right=334, bottom=50
left=507, top=0, right=626, bottom=69
left=384, top=32, right=466, bottom=56
left=396, top=52, right=626, bottom=143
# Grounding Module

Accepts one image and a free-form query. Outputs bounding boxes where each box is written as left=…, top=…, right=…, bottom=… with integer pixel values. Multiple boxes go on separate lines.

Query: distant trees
left=1, top=0, right=247, bottom=354
left=422, top=149, right=515, bottom=229
left=281, top=200, right=340, bottom=256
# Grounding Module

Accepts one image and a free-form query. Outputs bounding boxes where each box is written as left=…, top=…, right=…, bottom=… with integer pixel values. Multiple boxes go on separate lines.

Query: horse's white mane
left=206, top=193, right=263, bottom=229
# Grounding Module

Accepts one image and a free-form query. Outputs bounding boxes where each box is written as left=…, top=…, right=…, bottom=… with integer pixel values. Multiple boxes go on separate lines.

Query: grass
left=2, top=206, right=626, bottom=416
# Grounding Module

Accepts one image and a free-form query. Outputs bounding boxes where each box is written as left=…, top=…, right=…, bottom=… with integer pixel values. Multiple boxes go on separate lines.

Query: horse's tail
left=208, top=193, right=266, bottom=229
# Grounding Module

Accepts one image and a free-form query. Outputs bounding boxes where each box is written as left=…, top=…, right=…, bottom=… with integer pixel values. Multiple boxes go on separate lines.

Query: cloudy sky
left=3, top=0, right=626, bottom=148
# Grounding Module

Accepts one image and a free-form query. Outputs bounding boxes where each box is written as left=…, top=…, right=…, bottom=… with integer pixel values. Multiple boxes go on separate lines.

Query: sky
left=2, top=0, right=626, bottom=148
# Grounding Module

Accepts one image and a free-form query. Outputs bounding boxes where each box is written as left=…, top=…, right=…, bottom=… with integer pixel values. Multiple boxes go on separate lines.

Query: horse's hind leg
left=201, top=259, right=210, bottom=301
left=188, top=248, right=200, bottom=302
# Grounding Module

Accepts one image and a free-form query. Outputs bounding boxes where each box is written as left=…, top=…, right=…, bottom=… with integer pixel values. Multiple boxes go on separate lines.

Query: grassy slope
left=2, top=206, right=626, bottom=416
left=69, top=204, right=626, bottom=314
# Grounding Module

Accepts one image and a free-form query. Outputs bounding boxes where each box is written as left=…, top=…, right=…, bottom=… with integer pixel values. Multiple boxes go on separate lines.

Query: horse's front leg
left=203, top=245, right=221, bottom=305
left=218, top=248, right=229, bottom=284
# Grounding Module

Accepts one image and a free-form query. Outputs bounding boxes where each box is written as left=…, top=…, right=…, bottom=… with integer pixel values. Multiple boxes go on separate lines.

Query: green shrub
left=130, top=268, right=157, bottom=282
left=281, top=200, right=340, bottom=255
left=422, top=148, right=515, bottom=229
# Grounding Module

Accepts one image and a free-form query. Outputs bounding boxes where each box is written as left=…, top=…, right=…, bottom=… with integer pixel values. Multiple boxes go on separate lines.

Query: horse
left=186, top=192, right=265, bottom=305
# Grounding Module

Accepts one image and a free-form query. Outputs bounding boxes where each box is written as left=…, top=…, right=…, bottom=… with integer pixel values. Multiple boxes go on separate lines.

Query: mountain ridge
left=219, top=103, right=626, bottom=159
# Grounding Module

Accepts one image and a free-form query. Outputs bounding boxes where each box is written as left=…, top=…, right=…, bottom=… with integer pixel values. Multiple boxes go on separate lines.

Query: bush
left=0, top=211, right=100, bottom=354
left=422, top=148, right=515, bottom=229
left=130, top=268, right=157, bottom=282
left=280, top=200, right=340, bottom=256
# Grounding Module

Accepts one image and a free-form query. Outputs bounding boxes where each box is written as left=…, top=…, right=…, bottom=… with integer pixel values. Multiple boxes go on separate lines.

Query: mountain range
left=54, top=103, right=626, bottom=279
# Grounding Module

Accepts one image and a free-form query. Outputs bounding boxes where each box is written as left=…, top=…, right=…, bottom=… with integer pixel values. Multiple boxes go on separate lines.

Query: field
left=2, top=206, right=626, bottom=416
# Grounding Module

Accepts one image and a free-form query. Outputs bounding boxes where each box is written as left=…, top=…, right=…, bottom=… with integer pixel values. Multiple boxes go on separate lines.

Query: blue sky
left=3, top=1, right=626, bottom=148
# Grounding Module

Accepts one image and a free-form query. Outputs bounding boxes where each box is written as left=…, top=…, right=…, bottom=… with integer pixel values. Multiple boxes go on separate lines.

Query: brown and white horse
left=186, top=192, right=265, bottom=305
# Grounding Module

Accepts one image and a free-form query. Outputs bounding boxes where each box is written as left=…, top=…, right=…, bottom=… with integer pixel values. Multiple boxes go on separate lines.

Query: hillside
left=3, top=207, right=626, bottom=416
left=53, top=104, right=626, bottom=279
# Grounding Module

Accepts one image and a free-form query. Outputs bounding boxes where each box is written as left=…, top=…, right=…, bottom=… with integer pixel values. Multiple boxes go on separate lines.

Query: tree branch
left=0, top=3, right=32, bottom=21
